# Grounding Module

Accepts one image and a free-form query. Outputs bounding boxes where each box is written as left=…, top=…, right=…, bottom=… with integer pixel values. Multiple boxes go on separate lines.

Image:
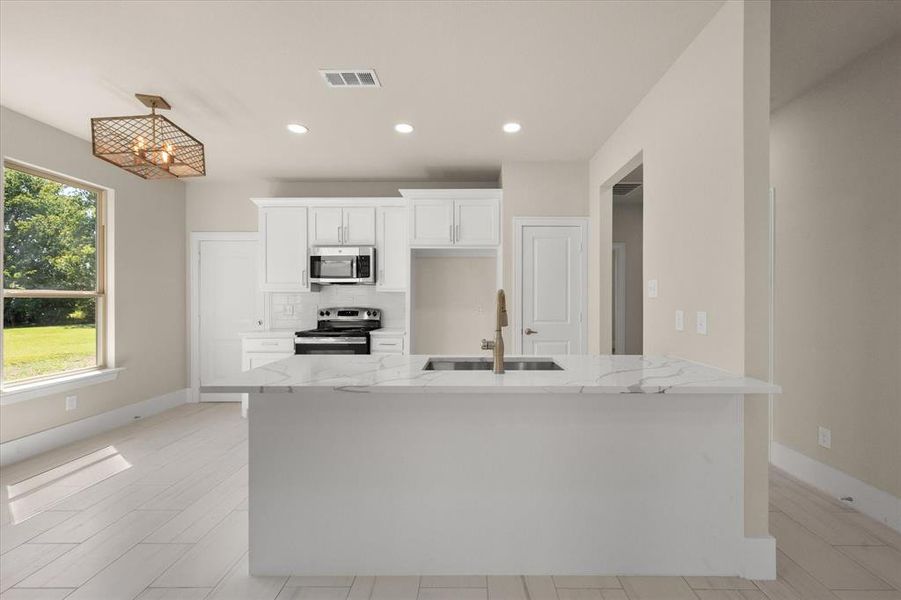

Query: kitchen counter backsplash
left=268, top=286, right=406, bottom=331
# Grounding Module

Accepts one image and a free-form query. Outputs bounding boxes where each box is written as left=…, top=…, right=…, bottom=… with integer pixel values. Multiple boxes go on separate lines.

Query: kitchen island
left=203, top=354, right=779, bottom=578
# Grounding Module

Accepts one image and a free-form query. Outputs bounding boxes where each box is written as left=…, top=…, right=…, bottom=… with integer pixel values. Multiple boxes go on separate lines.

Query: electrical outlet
left=283, top=304, right=294, bottom=316
left=675, top=310, right=684, bottom=331
left=65, top=395, right=77, bottom=411
left=648, top=279, right=658, bottom=298
left=818, top=426, right=832, bottom=449
left=696, top=311, right=708, bottom=335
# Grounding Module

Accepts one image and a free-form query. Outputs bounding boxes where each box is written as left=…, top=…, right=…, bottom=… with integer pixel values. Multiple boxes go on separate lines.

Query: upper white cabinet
left=310, top=206, right=375, bottom=246
left=455, top=199, right=500, bottom=246
left=376, top=206, right=408, bottom=291
left=257, top=204, right=309, bottom=292
left=309, top=207, right=342, bottom=245
left=409, top=199, right=455, bottom=246
left=402, top=190, right=501, bottom=247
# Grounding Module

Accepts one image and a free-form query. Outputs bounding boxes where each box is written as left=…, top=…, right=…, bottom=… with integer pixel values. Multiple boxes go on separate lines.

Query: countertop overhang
left=202, top=354, right=780, bottom=395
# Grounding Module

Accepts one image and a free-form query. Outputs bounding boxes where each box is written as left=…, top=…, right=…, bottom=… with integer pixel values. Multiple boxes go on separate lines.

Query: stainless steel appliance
left=309, top=246, right=376, bottom=285
left=294, top=307, right=381, bottom=355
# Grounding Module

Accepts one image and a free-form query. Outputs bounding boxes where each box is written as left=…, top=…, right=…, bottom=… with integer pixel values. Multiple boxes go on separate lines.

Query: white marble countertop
left=202, top=354, right=780, bottom=395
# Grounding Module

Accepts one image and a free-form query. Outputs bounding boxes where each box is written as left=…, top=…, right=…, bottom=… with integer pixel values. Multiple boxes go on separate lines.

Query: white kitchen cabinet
left=406, top=193, right=500, bottom=247
left=309, top=207, right=343, bottom=246
left=370, top=331, right=405, bottom=355
left=258, top=206, right=309, bottom=292
left=310, top=206, right=375, bottom=246
left=343, top=207, right=376, bottom=245
left=410, top=199, right=455, bottom=246
left=241, top=333, right=294, bottom=418
left=455, top=198, right=499, bottom=246
left=376, top=206, right=408, bottom=292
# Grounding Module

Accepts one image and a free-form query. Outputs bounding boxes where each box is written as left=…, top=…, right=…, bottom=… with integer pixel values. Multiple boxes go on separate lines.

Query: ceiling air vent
left=320, top=69, right=381, bottom=88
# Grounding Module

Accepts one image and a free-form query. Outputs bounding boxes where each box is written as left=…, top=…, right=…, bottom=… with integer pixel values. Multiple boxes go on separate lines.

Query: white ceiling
left=0, top=1, right=724, bottom=182
left=771, top=0, right=901, bottom=109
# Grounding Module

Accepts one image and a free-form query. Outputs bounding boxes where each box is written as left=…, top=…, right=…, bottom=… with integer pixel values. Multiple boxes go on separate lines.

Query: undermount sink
left=423, top=357, right=563, bottom=371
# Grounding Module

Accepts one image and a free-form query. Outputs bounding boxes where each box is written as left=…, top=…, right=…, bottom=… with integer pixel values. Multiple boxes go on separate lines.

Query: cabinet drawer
left=243, top=338, right=294, bottom=353
left=371, top=336, right=404, bottom=354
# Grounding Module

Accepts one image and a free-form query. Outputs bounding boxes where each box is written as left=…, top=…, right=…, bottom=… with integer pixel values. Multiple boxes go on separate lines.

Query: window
left=2, top=162, right=107, bottom=387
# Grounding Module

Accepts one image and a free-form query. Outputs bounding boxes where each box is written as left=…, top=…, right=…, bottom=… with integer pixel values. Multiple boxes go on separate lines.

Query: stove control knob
left=319, top=310, right=325, bottom=317
left=372, top=310, right=379, bottom=317
left=325, top=310, right=331, bottom=316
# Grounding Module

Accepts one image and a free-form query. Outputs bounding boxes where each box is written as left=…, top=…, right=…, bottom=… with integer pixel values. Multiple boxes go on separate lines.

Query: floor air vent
left=320, top=69, right=381, bottom=88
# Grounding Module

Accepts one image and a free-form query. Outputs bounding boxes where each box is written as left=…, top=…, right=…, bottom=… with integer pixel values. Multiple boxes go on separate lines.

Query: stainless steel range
left=294, top=307, right=381, bottom=355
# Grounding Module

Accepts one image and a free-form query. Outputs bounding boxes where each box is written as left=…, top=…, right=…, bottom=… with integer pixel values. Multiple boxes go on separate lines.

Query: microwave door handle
left=352, top=258, right=358, bottom=278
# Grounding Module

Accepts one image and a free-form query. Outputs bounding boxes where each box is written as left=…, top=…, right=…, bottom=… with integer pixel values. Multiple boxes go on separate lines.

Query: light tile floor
left=1, top=403, right=899, bottom=600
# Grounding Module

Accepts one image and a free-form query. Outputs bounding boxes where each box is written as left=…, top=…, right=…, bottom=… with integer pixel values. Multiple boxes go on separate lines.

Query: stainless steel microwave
left=309, top=246, right=376, bottom=285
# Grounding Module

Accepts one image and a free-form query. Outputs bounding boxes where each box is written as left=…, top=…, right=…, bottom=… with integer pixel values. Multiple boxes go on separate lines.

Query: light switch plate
left=818, top=426, right=832, bottom=449
left=675, top=310, right=684, bottom=331
left=648, top=279, right=658, bottom=298
left=65, top=395, right=77, bottom=411
left=696, top=311, right=708, bottom=335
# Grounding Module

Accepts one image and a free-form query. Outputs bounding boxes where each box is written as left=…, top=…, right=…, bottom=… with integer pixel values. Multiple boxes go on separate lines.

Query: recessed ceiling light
left=503, top=122, right=522, bottom=133
left=286, top=123, right=308, bottom=134
left=394, top=123, right=414, bottom=134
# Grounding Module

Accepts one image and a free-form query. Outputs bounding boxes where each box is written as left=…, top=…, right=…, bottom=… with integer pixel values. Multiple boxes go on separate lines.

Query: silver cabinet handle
left=337, top=224, right=342, bottom=243
left=379, top=269, right=385, bottom=285
left=449, top=224, right=453, bottom=242
left=524, top=328, right=538, bottom=335
left=455, top=224, right=460, bottom=242
left=302, top=268, right=307, bottom=287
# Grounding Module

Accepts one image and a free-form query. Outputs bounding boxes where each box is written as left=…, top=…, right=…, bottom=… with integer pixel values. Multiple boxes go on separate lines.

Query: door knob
left=524, top=328, right=538, bottom=335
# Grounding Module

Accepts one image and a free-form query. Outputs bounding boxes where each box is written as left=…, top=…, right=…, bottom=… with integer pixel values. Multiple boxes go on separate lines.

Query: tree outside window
left=2, top=163, right=106, bottom=385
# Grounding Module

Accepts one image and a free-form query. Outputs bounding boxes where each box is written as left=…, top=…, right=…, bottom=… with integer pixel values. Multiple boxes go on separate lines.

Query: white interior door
left=521, top=225, right=585, bottom=355
left=199, top=239, right=263, bottom=402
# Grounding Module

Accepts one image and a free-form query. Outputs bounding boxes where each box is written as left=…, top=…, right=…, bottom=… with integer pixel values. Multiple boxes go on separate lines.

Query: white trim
left=0, top=387, right=188, bottom=467
left=512, top=217, right=590, bottom=355
left=189, top=232, right=260, bottom=404
left=0, top=368, right=124, bottom=405
left=742, top=536, right=776, bottom=580
left=612, top=242, right=627, bottom=354
left=768, top=187, right=775, bottom=458
left=772, top=441, right=901, bottom=533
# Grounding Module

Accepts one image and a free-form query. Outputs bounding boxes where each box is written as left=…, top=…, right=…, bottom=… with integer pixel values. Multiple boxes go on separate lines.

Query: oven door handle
left=294, top=337, right=368, bottom=344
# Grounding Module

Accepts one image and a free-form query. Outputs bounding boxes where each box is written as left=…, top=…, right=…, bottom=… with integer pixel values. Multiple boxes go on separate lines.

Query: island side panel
left=248, top=390, right=744, bottom=575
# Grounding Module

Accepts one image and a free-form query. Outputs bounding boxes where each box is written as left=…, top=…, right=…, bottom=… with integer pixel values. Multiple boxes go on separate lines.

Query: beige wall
left=185, top=179, right=498, bottom=233
left=587, top=0, right=771, bottom=535
left=499, top=161, right=590, bottom=346
left=771, top=37, right=901, bottom=498
left=612, top=200, right=643, bottom=354
left=0, top=107, right=187, bottom=442
left=412, top=256, right=496, bottom=355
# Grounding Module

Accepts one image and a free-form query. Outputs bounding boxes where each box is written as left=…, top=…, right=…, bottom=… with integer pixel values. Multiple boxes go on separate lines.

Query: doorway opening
left=611, top=164, right=643, bottom=354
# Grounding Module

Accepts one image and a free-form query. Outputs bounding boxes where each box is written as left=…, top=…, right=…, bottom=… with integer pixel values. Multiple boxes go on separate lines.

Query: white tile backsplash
left=269, top=286, right=405, bottom=331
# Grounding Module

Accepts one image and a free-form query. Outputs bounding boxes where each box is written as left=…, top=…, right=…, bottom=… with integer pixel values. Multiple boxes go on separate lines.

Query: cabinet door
left=376, top=206, right=408, bottom=292
left=455, top=199, right=499, bottom=246
left=309, top=207, right=343, bottom=246
left=343, top=207, right=376, bottom=245
left=259, top=206, right=309, bottom=292
left=410, top=199, right=454, bottom=246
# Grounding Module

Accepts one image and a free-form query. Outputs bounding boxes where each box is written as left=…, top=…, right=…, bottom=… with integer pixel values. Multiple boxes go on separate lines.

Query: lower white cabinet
left=376, top=206, right=408, bottom=291
left=241, top=334, right=293, bottom=416
left=370, top=331, right=405, bottom=355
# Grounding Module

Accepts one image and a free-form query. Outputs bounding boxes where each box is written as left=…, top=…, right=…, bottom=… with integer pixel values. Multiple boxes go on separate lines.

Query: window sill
left=0, top=368, right=124, bottom=406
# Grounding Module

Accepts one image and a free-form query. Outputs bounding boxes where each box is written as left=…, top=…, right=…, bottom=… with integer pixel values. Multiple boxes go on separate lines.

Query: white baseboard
left=742, top=536, right=776, bottom=580
left=0, top=388, right=189, bottom=467
left=771, top=441, right=901, bottom=533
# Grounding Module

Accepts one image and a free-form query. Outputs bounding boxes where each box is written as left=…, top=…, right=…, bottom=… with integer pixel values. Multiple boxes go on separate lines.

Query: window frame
left=1, top=160, right=109, bottom=389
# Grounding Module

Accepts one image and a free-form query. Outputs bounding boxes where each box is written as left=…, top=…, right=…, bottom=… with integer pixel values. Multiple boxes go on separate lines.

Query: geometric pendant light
left=91, top=93, right=205, bottom=179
